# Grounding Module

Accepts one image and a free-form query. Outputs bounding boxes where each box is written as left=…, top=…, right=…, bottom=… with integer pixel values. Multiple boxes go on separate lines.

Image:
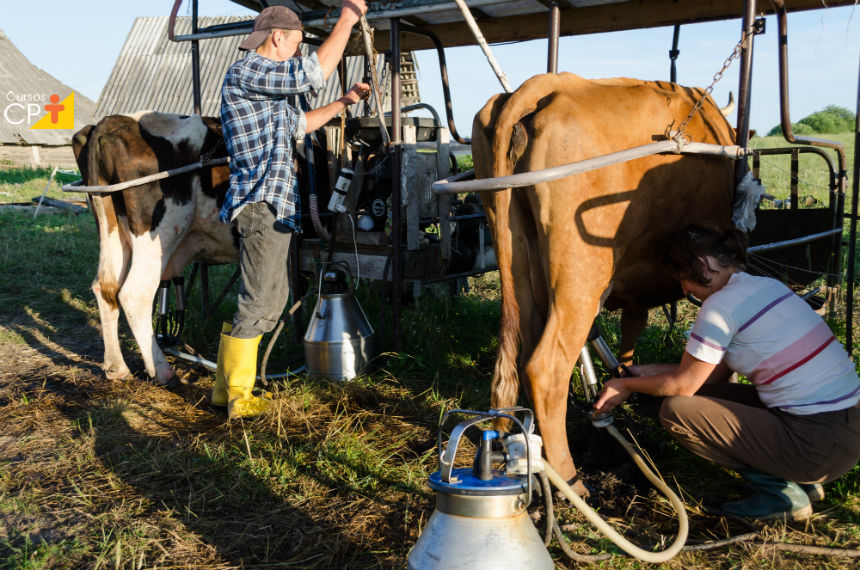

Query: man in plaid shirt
left=213, top=1, right=369, bottom=419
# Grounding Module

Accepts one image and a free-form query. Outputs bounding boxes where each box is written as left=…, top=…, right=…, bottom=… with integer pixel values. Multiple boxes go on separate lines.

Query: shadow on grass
left=81, top=399, right=374, bottom=568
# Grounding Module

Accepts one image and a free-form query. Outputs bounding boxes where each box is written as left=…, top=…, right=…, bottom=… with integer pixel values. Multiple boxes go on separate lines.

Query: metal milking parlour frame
left=165, top=0, right=858, bottom=355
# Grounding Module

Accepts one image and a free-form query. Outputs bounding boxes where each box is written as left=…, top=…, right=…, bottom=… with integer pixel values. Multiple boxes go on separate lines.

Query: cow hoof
left=104, top=365, right=131, bottom=380
left=153, top=368, right=179, bottom=388
left=565, top=477, right=592, bottom=499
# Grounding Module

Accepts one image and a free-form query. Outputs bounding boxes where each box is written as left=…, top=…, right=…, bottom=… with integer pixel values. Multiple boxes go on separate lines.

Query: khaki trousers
left=659, top=383, right=860, bottom=484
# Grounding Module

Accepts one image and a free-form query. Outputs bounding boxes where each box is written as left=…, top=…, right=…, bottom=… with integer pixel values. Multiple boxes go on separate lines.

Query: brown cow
left=471, top=73, right=738, bottom=494
left=72, top=112, right=237, bottom=385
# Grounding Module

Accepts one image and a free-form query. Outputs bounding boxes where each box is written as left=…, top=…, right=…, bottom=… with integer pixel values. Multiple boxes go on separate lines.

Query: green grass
left=750, top=132, right=855, bottom=207
left=0, top=166, right=80, bottom=204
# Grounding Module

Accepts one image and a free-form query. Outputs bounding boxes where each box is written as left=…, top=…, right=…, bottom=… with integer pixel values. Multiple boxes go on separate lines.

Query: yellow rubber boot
left=220, top=333, right=271, bottom=419
left=210, top=322, right=233, bottom=408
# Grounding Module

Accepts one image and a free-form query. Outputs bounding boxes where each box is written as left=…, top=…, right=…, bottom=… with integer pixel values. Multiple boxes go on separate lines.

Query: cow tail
left=490, top=200, right=521, bottom=412
left=87, top=133, right=122, bottom=310
left=486, top=76, right=567, bottom=413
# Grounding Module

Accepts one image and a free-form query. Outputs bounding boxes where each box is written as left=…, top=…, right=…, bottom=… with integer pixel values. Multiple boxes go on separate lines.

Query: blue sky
left=2, top=1, right=858, bottom=135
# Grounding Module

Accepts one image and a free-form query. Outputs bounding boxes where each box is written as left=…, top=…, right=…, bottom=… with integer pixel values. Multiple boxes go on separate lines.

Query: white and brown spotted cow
left=471, top=74, right=738, bottom=494
left=72, top=112, right=238, bottom=385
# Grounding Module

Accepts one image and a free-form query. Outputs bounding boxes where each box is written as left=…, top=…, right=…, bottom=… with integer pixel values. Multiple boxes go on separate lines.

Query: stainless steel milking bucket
left=303, top=268, right=374, bottom=380
left=407, top=408, right=553, bottom=570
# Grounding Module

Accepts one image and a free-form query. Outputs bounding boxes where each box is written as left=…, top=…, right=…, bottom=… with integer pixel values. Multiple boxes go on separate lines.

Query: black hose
left=259, top=318, right=285, bottom=388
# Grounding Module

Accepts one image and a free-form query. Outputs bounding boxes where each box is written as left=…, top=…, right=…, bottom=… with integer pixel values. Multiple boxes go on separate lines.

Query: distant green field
left=750, top=132, right=855, bottom=208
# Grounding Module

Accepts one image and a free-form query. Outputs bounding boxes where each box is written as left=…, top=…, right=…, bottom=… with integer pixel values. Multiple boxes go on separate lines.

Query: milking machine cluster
left=408, top=324, right=690, bottom=568
left=155, top=276, right=186, bottom=345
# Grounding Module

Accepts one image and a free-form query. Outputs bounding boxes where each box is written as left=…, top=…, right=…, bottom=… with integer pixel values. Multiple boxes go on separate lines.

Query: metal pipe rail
left=747, top=228, right=843, bottom=254
left=401, top=25, right=470, bottom=144
left=61, top=158, right=229, bottom=194
left=431, top=139, right=747, bottom=195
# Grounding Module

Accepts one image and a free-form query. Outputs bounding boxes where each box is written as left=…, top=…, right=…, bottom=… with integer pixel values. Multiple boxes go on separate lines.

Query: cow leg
left=524, top=309, right=592, bottom=496
left=525, top=263, right=609, bottom=496
left=618, top=306, right=648, bottom=366
left=92, top=203, right=132, bottom=380
left=119, top=236, right=176, bottom=384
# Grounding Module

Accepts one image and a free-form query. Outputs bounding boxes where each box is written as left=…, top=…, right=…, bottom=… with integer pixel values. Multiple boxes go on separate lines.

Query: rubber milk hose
left=543, top=424, right=689, bottom=563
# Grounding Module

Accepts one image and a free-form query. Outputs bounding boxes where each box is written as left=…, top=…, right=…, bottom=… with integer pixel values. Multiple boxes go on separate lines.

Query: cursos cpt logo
left=4, top=91, right=75, bottom=130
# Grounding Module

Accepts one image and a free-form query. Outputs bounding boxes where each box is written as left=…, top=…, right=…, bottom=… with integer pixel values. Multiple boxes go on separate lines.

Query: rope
left=358, top=15, right=390, bottom=147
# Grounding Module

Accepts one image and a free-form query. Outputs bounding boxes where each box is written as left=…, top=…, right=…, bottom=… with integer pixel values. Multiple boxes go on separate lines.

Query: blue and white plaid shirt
left=220, top=51, right=324, bottom=231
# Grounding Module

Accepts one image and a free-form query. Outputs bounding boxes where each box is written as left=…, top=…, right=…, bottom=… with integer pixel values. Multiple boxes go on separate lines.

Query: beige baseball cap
left=239, top=5, right=303, bottom=51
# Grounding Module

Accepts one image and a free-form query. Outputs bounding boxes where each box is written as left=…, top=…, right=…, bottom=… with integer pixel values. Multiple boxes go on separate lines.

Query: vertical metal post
left=669, top=24, right=680, bottom=83
left=391, top=18, right=403, bottom=352
left=790, top=148, right=799, bottom=209
left=846, top=51, right=860, bottom=356
left=191, top=0, right=202, bottom=114
left=734, top=0, right=756, bottom=188
left=547, top=2, right=560, bottom=74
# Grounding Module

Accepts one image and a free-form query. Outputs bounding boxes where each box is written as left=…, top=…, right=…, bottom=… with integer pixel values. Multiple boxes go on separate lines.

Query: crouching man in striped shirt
left=594, top=222, right=860, bottom=521
left=213, top=2, right=370, bottom=419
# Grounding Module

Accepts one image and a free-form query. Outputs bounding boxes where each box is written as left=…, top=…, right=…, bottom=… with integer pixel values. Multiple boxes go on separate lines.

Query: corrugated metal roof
left=0, top=29, right=97, bottom=146
left=96, top=16, right=416, bottom=120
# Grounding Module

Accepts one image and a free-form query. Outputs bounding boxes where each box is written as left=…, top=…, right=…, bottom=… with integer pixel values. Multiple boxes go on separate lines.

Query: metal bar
left=416, top=266, right=500, bottom=285
left=191, top=0, right=202, bottom=114
left=747, top=228, right=842, bottom=253
left=201, top=263, right=211, bottom=314
left=451, top=0, right=513, bottom=93
left=289, top=234, right=304, bottom=344
left=790, top=148, right=799, bottom=209
left=205, top=267, right=241, bottom=318
left=547, top=2, right=560, bottom=74
left=733, top=0, right=756, bottom=189
left=669, top=24, right=680, bottom=83
left=33, top=166, right=59, bottom=218
left=432, top=140, right=747, bottom=194
left=773, top=0, right=850, bottom=346
left=401, top=25, right=470, bottom=143
left=847, top=53, right=860, bottom=356
left=171, top=24, right=253, bottom=42
left=773, top=0, right=847, bottom=189
left=391, top=18, right=404, bottom=353
left=752, top=152, right=760, bottom=180
left=302, top=0, right=512, bottom=29
left=62, top=158, right=228, bottom=193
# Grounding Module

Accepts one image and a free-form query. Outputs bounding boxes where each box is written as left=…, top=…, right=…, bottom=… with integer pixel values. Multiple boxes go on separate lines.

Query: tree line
left=766, top=105, right=855, bottom=136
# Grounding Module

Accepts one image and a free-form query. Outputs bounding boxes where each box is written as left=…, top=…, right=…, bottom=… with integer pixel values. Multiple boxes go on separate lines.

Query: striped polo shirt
left=686, top=272, right=860, bottom=414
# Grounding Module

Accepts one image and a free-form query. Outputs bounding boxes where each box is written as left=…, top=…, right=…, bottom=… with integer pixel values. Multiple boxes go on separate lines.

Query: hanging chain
left=672, top=28, right=753, bottom=142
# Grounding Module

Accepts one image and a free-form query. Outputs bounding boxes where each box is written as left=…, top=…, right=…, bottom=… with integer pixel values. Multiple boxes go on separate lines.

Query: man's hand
left=593, top=378, right=631, bottom=415
left=341, top=0, right=368, bottom=23
left=342, top=82, right=371, bottom=105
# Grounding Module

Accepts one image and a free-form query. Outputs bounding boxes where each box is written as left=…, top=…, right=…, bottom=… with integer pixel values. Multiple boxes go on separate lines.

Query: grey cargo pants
left=231, top=201, right=293, bottom=339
